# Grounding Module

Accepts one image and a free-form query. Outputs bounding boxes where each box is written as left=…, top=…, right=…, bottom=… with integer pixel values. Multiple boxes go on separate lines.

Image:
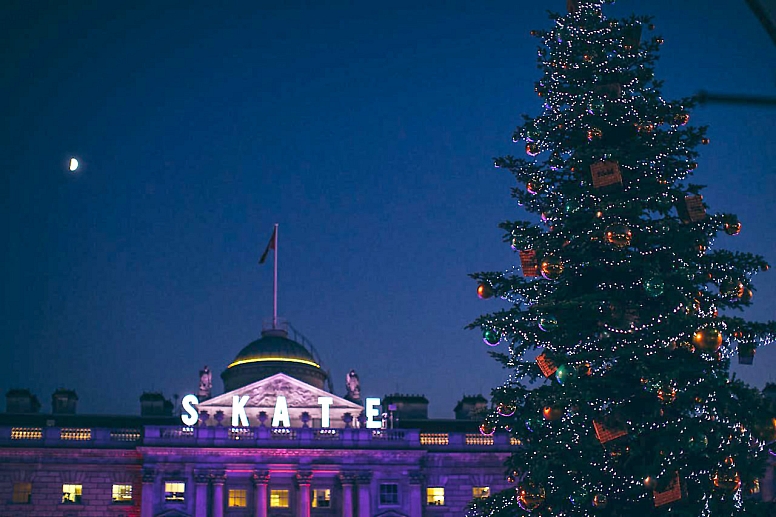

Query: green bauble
left=538, top=315, right=559, bottom=332
left=590, top=98, right=605, bottom=114
left=556, top=364, right=576, bottom=385
left=564, top=199, right=579, bottom=214
left=643, top=276, right=665, bottom=297
left=483, top=330, right=500, bottom=346
left=569, top=488, right=589, bottom=507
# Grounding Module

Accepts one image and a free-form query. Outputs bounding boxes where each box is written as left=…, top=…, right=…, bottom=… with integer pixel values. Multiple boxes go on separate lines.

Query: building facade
left=0, top=326, right=514, bottom=517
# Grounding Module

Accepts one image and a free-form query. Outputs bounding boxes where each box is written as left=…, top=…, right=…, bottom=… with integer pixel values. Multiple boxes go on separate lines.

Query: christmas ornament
left=477, top=283, right=494, bottom=299
left=555, top=364, right=576, bottom=385
left=479, top=422, right=495, bottom=436
left=590, top=160, right=622, bottom=189
left=643, top=476, right=658, bottom=489
left=536, top=352, right=558, bottom=377
left=593, top=419, right=628, bottom=443
left=587, top=127, right=603, bottom=141
left=542, top=406, right=563, bottom=421
left=623, top=24, right=642, bottom=49
left=738, top=342, right=755, bottom=365
left=740, top=288, right=753, bottom=303
left=702, top=137, right=710, bottom=144
left=723, top=219, right=741, bottom=236
left=692, top=328, right=723, bottom=352
left=674, top=113, right=690, bottom=125
left=653, top=472, right=683, bottom=507
left=538, top=315, right=559, bottom=332
left=657, top=386, right=676, bottom=403
left=592, top=494, right=608, bottom=509
left=719, top=278, right=745, bottom=299
left=687, top=432, right=708, bottom=451
left=604, top=223, right=633, bottom=247
left=516, top=482, right=546, bottom=511
left=712, top=471, right=741, bottom=494
left=540, top=256, right=564, bottom=280
left=643, top=276, right=664, bottom=297
left=519, top=250, right=540, bottom=277
left=526, top=143, right=540, bottom=156
left=526, top=180, right=543, bottom=195
left=483, top=330, right=500, bottom=346
left=678, top=195, right=706, bottom=223
left=497, top=402, right=516, bottom=417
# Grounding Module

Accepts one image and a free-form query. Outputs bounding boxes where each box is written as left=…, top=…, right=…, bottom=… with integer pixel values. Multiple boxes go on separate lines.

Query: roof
left=227, top=329, right=319, bottom=370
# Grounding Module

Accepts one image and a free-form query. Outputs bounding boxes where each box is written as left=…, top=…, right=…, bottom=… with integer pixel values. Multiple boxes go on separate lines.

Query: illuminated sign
left=180, top=394, right=381, bottom=429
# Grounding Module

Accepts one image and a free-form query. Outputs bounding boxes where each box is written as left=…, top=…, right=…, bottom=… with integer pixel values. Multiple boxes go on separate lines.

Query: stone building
left=0, top=324, right=512, bottom=517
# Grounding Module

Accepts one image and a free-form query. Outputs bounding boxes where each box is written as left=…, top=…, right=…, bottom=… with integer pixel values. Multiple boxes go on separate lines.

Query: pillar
left=194, top=471, right=210, bottom=517
left=338, top=473, right=356, bottom=517
left=253, top=471, right=270, bottom=517
left=296, top=471, right=313, bottom=517
left=212, top=471, right=226, bottom=517
left=762, top=460, right=774, bottom=502
left=356, top=471, right=372, bottom=517
left=409, top=471, right=424, bottom=517
left=140, top=468, right=155, bottom=517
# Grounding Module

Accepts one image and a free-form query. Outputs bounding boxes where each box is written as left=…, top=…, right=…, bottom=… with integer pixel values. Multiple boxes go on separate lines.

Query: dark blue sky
left=2, top=1, right=774, bottom=418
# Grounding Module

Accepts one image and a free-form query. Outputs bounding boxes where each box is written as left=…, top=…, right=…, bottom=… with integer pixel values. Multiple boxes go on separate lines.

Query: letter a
left=232, top=395, right=249, bottom=427
left=272, top=396, right=290, bottom=428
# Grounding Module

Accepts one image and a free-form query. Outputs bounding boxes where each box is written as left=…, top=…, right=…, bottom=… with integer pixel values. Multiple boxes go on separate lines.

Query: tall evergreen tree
left=469, top=1, right=776, bottom=515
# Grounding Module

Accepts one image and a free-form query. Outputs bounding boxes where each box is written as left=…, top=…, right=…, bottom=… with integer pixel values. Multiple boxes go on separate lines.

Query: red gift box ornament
left=519, top=250, right=539, bottom=277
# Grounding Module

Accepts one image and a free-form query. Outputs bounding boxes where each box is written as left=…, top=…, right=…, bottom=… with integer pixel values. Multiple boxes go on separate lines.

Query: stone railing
left=0, top=425, right=514, bottom=451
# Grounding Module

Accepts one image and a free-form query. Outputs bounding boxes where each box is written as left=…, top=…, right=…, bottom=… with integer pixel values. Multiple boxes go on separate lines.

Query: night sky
left=3, top=1, right=774, bottom=419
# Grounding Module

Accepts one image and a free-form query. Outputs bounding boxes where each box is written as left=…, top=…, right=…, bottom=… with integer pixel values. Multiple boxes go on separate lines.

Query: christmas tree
left=469, top=1, right=776, bottom=515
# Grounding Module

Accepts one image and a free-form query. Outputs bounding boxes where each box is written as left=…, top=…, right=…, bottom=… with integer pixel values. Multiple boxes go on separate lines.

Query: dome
left=229, top=329, right=318, bottom=368
left=221, top=327, right=328, bottom=391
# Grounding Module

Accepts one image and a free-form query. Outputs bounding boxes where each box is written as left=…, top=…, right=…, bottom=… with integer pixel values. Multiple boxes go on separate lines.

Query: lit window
left=472, top=486, right=490, bottom=499
left=12, top=482, right=32, bottom=504
left=164, top=482, right=185, bottom=502
left=426, top=487, right=445, bottom=506
left=62, top=484, right=82, bottom=504
left=228, top=489, right=247, bottom=508
left=112, top=484, right=133, bottom=504
left=379, top=484, right=399, bottom=505
left=270, top=489, right=289, bottom=508
left=312, top=488, right=331, bottom=508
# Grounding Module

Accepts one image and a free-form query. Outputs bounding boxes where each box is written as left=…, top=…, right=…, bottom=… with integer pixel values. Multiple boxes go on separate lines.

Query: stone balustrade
left=0, top=425, right=514, bottom=451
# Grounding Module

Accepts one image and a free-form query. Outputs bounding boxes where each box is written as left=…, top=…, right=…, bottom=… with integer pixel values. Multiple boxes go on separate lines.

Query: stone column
left=252, top=471, right=270, bottom=517
left=356, top=472, right=372, bottom=517
left=409, top=471, right=424, bottom=517
left=762, top=461, right=774, bottom=502
left=212, top=471, right=226, bottom=517
left=338, top=472, right=356, bottom=517
left=140, top=468, right=156, bottom=517
left=295, top=471, right=313, bottom=517
left=194, top=471, right=210, bottom=517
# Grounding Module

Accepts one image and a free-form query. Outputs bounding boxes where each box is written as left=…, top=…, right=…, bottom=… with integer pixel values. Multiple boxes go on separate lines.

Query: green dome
left=228, top=329, right=319, bottom=369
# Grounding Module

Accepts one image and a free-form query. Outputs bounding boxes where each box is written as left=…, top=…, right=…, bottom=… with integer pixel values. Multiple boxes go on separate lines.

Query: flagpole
left=273, top=223, right=278, bottom=329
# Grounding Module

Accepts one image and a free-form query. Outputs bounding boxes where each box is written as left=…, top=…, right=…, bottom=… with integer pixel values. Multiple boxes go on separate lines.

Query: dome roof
left=227, top=328, right=319, bottom=370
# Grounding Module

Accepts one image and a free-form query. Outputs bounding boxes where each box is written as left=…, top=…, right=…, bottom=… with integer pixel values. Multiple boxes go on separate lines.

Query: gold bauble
left=479, top=422, right=494, bottom=436
left=604, top=223, right=633, bottom=247
left=540, top=256, right=565, bottom=280
left=712, top=471, right=741, bottom=494
left=719, top=278, right=745, bottom=299
left=526, top=143, right=540, bottom=156
left=724, top=221, right=742, bottom=236
left=516, top=482, right=546, bottom=511
left=657, top=386, right=677, bottom=403
left=692, top=328, right=723, bottom=352
left=542, top=406, right=563, bottom=421
left=592, top=494, right=608, bottom=508
left=477, top=283, right=493, bottom=299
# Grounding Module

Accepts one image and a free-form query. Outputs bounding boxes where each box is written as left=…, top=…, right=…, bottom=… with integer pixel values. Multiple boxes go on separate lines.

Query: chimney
left=454, top=394, right=488, bottom=420
left=5, top=389, right=42, bottom=414
left=381, top=394, right=429, bottom=420
left=52, top=389, right=78, bottom=414
left=140, top=392, right=173, bottom=417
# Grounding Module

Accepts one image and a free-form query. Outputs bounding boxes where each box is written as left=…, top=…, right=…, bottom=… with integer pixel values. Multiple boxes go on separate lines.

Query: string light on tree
left=467, top=1, right=775, bottom=516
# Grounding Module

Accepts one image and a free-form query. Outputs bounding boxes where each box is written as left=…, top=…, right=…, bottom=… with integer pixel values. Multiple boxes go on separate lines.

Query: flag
left=259, top=227, right=276, bottom=264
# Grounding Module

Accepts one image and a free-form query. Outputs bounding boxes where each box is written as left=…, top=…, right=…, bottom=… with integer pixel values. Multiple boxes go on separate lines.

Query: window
left=312, top=488, right=331, bottom=508
left=427, top=487, right=445, bottom=506
left=164, top=482, right=185, bottom=502
left=228, top=489, right=247, bottom=508
left=379, top=484, right=399, bottom=505
left=270, top=489, right=289, bottom=508
left=12, top=482, right=32, bottom=504
left=112, top=484, right=133, bottom=504
left=473, top=486, right=490, bottom=499
left=62, top=484, right=82, bottom=504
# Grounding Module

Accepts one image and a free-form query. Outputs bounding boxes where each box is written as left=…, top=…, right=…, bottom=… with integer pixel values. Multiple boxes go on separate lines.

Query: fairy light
left=467, top=2, right=775, bottom=516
